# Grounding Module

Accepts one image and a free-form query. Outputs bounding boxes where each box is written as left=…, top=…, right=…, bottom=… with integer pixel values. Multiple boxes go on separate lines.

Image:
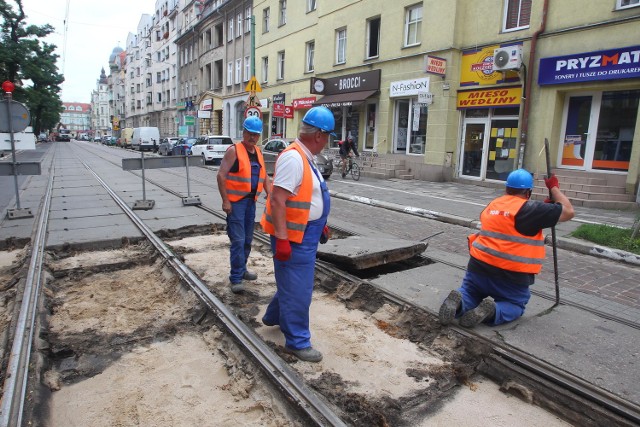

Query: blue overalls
left=226, top=156, right=261, bottom=284
left=263, top=161, right=330, bottom=350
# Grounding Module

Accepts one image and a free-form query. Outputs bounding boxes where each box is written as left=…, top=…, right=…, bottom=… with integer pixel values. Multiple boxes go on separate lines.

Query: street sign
left=0, top=162, right=41, bottom=176
left=0, top=100, right=30, bottom=132
left=245, top=76, right=262, bottom=92
left=245, top=106, right=262, bottom=119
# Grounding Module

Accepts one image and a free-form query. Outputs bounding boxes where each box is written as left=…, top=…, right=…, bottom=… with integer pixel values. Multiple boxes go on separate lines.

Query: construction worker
left=217, top=116, right=272, bottom=293
left=260, top=106, right=334, bottom=362
left=439, top=169, right=575, bottom=327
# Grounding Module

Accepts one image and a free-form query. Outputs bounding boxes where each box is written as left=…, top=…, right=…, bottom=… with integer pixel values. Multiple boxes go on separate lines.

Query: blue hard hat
left=505, top=168, right=534, bottom=189
left=302, top=106, right=336, bottom=135
left=243, top=116, right=263, bottom=134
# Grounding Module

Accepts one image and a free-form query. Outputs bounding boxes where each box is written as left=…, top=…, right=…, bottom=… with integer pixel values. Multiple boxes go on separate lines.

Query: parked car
left=158, top=137, right=180, bottom=156
left=93, top=135, right=102, bottom=142
left=120, top=128, right=134, bottom=148
left=171, top=137, right=197, bottom=156
left=102, top=136, right=117, bottom=146
left=261, top=138, right=333, bottom=179
left=131, top=127, right=160, bottom=151
left=190, top=135, right=233, bottom=165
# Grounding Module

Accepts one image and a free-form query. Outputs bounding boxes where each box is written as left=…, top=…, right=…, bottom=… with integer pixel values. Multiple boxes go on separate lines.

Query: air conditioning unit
left=492, top=45, right=523, bottom=71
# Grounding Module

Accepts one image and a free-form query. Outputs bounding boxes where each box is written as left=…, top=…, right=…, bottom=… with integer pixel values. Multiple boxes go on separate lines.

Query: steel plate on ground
left=316, top=236, right=428, bottom=270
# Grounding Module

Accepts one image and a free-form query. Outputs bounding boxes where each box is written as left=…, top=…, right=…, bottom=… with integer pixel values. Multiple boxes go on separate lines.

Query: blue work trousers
left=226, top=197, right=256, bottom=284
left=457, top=270, right=531, bottom=325
left=263, top=218, right=324, bottom=350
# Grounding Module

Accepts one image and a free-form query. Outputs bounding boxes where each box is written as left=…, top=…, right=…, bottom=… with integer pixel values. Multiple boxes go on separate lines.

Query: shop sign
left=185, top=115, right=195, bottom=125
left=292, top=97, right=317, bottom=109
left=272, top=93, right=286, bottom=104
left=456, top=87, right=522, bottom=109
left=310, top=69, right=380, bottom=95
left=460, top=44, right=521, bottom=86
left=390, top=77, right=430, bottom=97
left=197, top=110, right=211, bottom=118
left=176, top=101, right=186, bottom=111
left=273, top=103, right=284, bottom=117
left=425, top=55, right=446, bottom=76
left=283, top=105, right=294, bottom=119
left=201, top=99, right=212, bottom=111
left=538, top=45, right=640, bottom=85
left=418, top=92, right=433, bottom=105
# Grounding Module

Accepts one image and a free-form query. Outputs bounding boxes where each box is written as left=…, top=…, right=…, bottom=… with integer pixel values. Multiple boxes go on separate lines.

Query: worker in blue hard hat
left=217, top=116, right=272, bottom=293
left=439, top=168, right=574, bottom=328
left=259, top=106, right=335, bottom=362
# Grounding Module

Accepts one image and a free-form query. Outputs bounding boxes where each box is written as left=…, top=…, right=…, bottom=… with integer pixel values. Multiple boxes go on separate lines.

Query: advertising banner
left=457, top=87, right=522, bottom=109
left=460, top=44, right=521, bottom=86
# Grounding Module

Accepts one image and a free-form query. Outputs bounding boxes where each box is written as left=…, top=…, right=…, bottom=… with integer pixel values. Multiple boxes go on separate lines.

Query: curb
left=330, top=190, right=640, bottom=267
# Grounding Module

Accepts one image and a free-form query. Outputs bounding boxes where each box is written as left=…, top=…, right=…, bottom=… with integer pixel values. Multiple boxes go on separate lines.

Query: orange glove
left=274, top=238, right=291, bottom=261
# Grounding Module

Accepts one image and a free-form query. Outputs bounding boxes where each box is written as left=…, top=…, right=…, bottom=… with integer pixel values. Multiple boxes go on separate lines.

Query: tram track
left=1, top=141, right=638, bottom=426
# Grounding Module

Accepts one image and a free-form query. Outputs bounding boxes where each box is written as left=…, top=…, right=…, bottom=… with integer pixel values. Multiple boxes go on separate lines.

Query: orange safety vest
left=225, top=142, right=266, bottom=202
left=260, top=142, right=313, bottom=243
left=469, top=195, right=545, bottom=274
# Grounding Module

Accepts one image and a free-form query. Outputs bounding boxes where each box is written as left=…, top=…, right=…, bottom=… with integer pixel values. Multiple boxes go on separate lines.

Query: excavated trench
left=19, top=230, right=570, bottom=426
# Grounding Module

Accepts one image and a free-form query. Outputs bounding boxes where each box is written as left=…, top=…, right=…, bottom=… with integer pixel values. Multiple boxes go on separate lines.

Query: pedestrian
left=439, top=169, right=574, bottom=328
left=259, top=106, right=334, bottom=363
left=217, top=116, right=272, bottom=293
left=339, top=136, right=359, bottom=178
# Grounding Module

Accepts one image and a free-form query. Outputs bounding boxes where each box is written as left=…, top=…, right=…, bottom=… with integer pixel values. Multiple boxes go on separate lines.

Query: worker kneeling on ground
left=439, top=169, right=575, bottom=328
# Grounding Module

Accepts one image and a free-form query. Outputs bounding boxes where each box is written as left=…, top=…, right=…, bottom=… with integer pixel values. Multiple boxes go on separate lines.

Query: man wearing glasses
left=260, top=106, right=334, bottom=362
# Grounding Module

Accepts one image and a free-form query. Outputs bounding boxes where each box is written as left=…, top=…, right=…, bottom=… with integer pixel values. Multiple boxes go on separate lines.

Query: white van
left=131, top=127, right=160, bottom=151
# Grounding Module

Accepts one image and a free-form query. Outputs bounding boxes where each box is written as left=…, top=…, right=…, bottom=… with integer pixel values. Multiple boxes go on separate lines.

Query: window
left=228, top=18, right=234, bottom=41
left=404, top=4, right=422, bottom=47
left=503, top=0, right=531, bottom=31
left=244, top=56, right=250, bottom=82
left=227, top=62, right=233, bottom=86
left=617, top=0, right=639, bottom=9
left=366, top=17, right=380, bottom=59
left=245, top=7, right=251, bottom=33
left=156, top=72, right=162, bottom=83
left=336, top=29, right=346, bottom=64
left=277, top=51, right=285, bottom=80
left=305, top=41, right=315, bottom=72
left=237, top=13, right=243, bottom=38
left=279, top=0, right=287, bottom=26
left=263, top=7, right=270, bottom=33
left=307, top=0, right=316, bottom=12
left=261, top=56, right=269, bottom=83
left=235, top=58, right=242, bottom=83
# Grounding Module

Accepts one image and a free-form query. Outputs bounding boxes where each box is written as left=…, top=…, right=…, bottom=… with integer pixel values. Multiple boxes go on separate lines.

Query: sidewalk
left=328, top=176, right=640, bottom=266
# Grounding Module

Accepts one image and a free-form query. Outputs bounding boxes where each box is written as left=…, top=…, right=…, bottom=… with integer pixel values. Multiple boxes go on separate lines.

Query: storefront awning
left=313, top=90, right=378, bottom=108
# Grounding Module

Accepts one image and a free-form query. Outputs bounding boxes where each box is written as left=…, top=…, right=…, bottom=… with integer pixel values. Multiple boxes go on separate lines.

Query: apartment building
left=251, top=0, right=639, bottom=205
left=107, top=46, right=126, bottom=135
left=125, top=14, right=154, bottom=129
left=60, top=102, right=91, bottom=138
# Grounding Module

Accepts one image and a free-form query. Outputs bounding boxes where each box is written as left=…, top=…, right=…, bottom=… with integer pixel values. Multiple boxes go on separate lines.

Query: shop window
left=486, top=120, right=519, bottom=181
left=593, top=90, right=639, bottom=171
left=503, top=0, right=531, bottom=32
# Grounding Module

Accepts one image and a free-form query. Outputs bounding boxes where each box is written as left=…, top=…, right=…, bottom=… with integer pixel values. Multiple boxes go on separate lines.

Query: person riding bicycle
left=339, top=136, right=359, bottom=178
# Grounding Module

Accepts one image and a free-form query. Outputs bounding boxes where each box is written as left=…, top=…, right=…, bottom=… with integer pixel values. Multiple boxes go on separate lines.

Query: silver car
left=261, top=138, right=333, bottom=179
left=158, top=137, right=180, bottom=156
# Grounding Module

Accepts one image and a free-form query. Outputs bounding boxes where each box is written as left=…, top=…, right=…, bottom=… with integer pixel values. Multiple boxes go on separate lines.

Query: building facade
left=60, top=102, right=91, bottom=138
left=90, top=68, right=111, bottom=137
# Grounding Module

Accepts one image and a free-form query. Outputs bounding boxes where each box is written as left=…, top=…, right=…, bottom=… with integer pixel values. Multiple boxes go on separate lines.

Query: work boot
left=230, top=281, right=245, bottom=294
left=439, top=290, right=462, bottom=325
left=459, top=299, right=496, bottom=328
left=261, top=316, right=277, bottom=326
left=341, top=172, right=346, bottom=178
left=243, top=270, right=258, bottom=281
left=286, top=346, right=323, bottom=363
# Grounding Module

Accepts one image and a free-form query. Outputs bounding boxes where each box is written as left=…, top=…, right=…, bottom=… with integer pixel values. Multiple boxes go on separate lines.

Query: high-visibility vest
left=469, top=195, right=545, bottom=274
left=260, top=142, right=313, bottom=243
left=225, top=142, right=266, bottom=202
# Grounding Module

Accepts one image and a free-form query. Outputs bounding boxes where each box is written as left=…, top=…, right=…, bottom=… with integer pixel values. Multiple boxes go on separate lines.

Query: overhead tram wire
left=61, top=0, right=70, bottom=75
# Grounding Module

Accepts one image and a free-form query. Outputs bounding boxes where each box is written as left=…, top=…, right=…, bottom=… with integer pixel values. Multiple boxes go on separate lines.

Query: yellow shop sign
left=457, top=87, right=522, bottom=109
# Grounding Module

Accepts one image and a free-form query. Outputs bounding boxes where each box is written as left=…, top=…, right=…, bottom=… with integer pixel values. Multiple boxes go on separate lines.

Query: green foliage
left=0, top=0, right=64, bottom=133
left=571, top=223, right=640, bottom=255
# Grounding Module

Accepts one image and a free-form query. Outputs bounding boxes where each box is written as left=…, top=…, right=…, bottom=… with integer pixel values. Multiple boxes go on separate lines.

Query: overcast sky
left=22, top=0, right=153, bottom=103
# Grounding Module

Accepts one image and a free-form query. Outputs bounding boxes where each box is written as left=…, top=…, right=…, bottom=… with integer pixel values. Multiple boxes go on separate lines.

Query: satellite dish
left=494, top=50, right=510, bottom=68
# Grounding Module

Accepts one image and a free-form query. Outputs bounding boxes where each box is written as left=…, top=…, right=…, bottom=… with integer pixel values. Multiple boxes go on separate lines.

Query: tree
left=0, top=0, right=64, bottom=133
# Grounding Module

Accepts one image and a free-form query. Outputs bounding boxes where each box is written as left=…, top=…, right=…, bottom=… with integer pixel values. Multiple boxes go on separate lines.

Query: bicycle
left=336, top=156, right=360, bottom=181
